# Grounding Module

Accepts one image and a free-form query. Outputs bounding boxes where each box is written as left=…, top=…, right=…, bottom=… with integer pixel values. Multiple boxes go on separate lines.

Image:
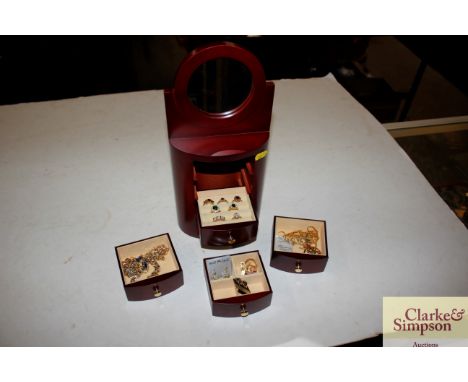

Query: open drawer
left=270, top=216, right=329, bottom=273
left=195, top=186, right=258, bottom=248
left=193, top=160, right=258, bottom=249
left=203, top=251, right=272, bottom=317
left=115, top=233, right=184, bottom=301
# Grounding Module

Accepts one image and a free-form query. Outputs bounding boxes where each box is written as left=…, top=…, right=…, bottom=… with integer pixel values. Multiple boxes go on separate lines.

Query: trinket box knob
left=240, top=304, right=249, bottom=317
left=227, top=233, right=236, bottom=245
left=295, top=261, right=303, bottom=273
left=153, top=285, right=162, bottom=297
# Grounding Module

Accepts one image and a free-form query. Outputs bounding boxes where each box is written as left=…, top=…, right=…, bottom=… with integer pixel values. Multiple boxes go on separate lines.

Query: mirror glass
left=187, top=58, right=252, bottom=113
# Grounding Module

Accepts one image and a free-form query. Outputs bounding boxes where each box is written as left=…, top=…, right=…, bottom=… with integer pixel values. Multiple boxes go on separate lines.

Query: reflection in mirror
left=187, top=58, right=252, bottom=113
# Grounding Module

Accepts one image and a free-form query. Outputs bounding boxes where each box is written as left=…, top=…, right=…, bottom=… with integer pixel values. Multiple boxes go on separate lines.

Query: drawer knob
left=240, top=304, right=249, bottom=317
left=227, top=233, right=236, bottom=245
left=295, top=261, right=303, bottom=273
left=153, top=286, right=162, bottom=297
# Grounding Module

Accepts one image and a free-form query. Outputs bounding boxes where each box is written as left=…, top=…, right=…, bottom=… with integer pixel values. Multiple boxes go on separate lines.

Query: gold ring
left=228, top=203, right=239, bottom=211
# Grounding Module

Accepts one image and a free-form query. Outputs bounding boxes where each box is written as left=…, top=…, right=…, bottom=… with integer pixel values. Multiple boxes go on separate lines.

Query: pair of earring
left=211, top=267, right=230, bottom=280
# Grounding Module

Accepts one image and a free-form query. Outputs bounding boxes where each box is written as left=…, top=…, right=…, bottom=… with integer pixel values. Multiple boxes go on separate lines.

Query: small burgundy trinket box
left=203, top=250, right=273, bottom=317
left=116, top=233, right=183, bottom=301
left=270, top=216, right=329, bottom=274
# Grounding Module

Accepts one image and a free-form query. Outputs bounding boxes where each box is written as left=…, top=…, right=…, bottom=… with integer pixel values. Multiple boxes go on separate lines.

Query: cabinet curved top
left=165, top=42, right=274, bottom=140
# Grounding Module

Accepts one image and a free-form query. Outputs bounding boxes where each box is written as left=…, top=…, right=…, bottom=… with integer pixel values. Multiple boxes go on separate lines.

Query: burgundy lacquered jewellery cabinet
left=164, top=42, right=275, bottom=249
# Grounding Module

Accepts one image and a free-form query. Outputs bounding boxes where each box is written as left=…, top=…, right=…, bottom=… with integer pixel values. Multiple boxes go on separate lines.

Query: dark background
left=1, top=36, right=468, bottom=123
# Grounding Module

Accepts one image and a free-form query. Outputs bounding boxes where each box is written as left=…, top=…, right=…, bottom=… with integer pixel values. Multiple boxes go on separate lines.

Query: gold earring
left=240, top=261, right=246, bottom=276
left=244, top=258, right=257, bottom=274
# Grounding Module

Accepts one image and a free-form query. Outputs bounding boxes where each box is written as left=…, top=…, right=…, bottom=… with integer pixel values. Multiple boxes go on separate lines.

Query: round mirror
left=187, top=58, right=252, bottom=113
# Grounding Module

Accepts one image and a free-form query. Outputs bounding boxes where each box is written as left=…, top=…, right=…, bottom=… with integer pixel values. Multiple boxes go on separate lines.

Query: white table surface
left=1, top=75, right=467, bottom=346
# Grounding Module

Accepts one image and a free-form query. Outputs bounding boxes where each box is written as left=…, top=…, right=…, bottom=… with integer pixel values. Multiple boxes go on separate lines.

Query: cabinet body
left=165, top=43, right=274, bottom=248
